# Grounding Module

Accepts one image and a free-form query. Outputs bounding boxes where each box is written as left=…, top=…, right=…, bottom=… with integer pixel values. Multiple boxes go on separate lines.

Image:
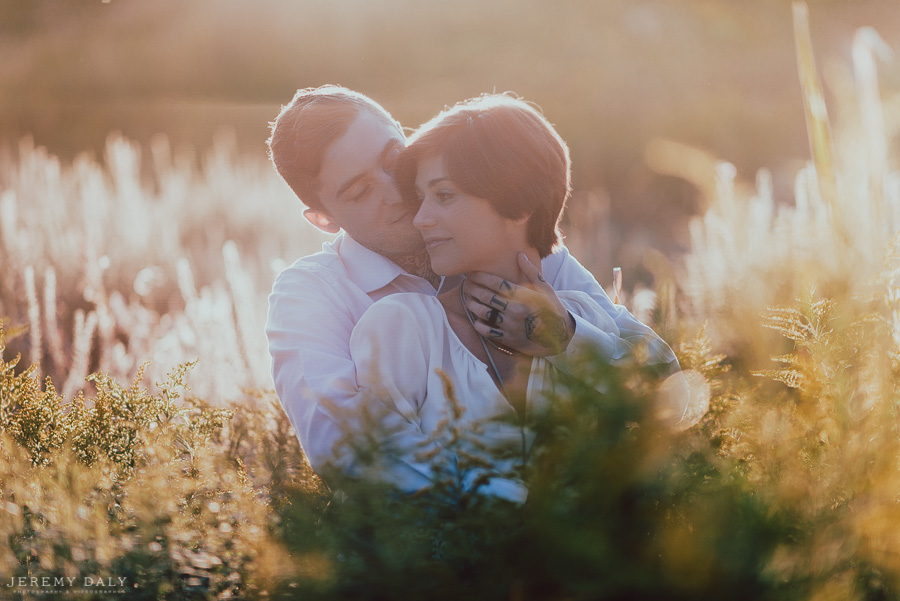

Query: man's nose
left=379, top=169, right=403, bottom=205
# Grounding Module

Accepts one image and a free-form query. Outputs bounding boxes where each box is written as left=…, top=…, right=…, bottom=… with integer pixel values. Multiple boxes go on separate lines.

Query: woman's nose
left=413, top=199, right=435, bottom=229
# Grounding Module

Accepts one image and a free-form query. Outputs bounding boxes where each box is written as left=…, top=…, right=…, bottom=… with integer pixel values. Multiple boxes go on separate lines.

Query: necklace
left=459, top=280, right=530, bottom=460
left=459, top=280, right=513, bottom=399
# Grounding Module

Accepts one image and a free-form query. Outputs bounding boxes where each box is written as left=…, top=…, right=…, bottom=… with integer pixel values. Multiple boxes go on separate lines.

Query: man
left=265, top=85, right=680, bottom=491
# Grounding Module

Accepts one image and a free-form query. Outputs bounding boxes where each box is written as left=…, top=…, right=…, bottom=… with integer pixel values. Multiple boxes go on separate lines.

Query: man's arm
left=546, top=248, right=680, bottom=373
left=466, top=250, right=689, bottom=426
left=266, top=267, right=367, bottom=475
left=268, top=264, right=446, bottom=490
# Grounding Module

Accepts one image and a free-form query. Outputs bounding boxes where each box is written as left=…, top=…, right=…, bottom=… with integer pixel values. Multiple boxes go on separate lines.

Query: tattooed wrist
left=524, top=309, right=569, bottom=349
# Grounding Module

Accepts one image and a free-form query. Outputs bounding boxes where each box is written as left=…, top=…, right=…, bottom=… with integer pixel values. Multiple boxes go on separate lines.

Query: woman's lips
left=423, top=237, right=450, bottom=252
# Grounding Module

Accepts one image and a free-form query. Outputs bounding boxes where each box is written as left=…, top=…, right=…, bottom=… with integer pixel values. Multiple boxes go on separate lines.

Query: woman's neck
left=465, top=248, right=541, bottom=286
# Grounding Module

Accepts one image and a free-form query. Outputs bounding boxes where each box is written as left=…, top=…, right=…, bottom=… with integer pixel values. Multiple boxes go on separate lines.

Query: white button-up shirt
left=266, top=232, right=679, bottom=481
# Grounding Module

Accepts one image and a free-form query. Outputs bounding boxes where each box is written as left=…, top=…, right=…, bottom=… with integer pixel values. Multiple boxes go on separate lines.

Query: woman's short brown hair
left=397, top=94, right=571, bottom=258
left=267, top=85, right=402, bottom=212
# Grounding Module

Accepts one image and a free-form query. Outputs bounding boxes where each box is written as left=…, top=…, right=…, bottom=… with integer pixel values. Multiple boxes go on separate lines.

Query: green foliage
left=259, top=350, right=779, bottom=600
left=1, top=317, right=230, bottom=473
left=257, top=280, right=900, bottom=601
left=0, top=322, right=315, bottom=600
left=0, top=333, right=68, bottom=466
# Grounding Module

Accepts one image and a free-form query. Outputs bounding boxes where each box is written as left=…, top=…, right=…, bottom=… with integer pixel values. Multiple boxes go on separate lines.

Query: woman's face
left=412, top=153, right=528, bottom=276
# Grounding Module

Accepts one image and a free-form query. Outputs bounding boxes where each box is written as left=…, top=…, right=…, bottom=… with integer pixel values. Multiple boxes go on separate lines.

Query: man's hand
left=464, top=253, right=576, bottom=357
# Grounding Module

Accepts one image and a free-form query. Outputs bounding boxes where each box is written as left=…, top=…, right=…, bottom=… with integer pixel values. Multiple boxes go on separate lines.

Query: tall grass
left=0, top=131, right=328, bottom=402
left=679, top=6, right=900, bottom=362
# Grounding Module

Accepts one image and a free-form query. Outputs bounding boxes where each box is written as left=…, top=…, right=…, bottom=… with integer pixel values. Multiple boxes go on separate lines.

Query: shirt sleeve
left=266, top=266, right=366, bottom=476
left=542, top=247, right=681, bottom=375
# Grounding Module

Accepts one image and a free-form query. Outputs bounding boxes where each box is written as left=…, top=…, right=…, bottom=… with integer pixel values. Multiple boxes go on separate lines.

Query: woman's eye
left=436, top=191, right=454, bottom=203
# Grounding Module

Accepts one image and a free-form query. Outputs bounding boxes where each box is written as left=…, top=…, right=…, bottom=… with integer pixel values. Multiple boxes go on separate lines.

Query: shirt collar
left=336, top=232, right=411, bottom=294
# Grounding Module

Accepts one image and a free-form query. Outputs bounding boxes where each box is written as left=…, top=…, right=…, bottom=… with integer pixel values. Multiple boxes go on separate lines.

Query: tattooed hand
left=524, top=309, right=570, bottom=349
left=465, top=253, right=576, bottom=357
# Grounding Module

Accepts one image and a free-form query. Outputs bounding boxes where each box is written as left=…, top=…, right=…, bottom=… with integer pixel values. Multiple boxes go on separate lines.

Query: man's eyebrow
left=336, top=139, right=402, bottom=199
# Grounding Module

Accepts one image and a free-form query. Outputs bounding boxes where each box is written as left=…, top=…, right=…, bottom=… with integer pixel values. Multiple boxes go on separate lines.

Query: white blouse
left=349, top=290, right=606, bottom=504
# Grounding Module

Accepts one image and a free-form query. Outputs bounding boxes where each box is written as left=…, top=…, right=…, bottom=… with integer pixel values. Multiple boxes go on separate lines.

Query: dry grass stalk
left=793, top=1, right=839, bottom=221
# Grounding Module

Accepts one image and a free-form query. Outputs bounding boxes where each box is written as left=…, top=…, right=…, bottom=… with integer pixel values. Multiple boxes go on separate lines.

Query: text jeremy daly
left=6, top=576, right=128, bottom=588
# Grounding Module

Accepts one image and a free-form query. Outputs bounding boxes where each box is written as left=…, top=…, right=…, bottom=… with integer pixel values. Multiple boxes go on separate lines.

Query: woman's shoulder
left=354, top=293, right=447, bottom=341
left=364, top=292, right=443, bottom=318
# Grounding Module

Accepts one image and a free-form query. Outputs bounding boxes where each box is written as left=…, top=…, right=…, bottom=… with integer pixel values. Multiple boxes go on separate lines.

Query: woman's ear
left=303, top=209, right=341, bottom=234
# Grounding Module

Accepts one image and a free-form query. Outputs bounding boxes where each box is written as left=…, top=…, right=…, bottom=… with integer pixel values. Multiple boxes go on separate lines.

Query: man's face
left=308, top=109, right=425, bottom=258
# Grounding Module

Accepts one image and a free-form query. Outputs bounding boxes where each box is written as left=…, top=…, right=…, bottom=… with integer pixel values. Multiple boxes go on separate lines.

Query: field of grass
left=3, top=5, right=900, bottom=600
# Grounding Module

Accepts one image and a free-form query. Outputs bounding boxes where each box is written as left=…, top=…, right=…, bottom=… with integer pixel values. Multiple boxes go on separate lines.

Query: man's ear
left=513, top=211, right=531, bottom=225
left=303, top=209, right=341, bottom=234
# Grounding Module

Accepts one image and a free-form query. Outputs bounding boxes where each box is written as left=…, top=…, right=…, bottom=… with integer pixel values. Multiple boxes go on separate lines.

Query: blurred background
left=3, top=0, right=899, bottom=280
left=7, top=4, right=900, bottom=596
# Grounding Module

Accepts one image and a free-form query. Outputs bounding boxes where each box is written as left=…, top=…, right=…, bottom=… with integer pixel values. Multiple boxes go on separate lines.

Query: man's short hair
left=396, top=94, right=571, bottom=258
left=267, top=85, right=402, bottom=212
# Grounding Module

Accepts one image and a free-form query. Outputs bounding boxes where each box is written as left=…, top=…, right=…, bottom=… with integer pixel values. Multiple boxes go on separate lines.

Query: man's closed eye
left=351, top=184, right=372, bottom=202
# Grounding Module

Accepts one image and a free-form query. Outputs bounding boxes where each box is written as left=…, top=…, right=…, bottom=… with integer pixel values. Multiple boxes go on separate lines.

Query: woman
left=348, top=94, right=674, bottom=503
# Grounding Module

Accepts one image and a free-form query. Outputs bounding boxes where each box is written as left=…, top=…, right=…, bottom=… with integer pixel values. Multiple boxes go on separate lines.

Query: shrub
left=0, top=321, right=310, bottom=600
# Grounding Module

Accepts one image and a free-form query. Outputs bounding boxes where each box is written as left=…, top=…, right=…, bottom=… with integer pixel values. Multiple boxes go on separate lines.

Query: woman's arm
left=350, top=295, right=529, bottom=504
left=347, top=295, right=443, bottom=493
